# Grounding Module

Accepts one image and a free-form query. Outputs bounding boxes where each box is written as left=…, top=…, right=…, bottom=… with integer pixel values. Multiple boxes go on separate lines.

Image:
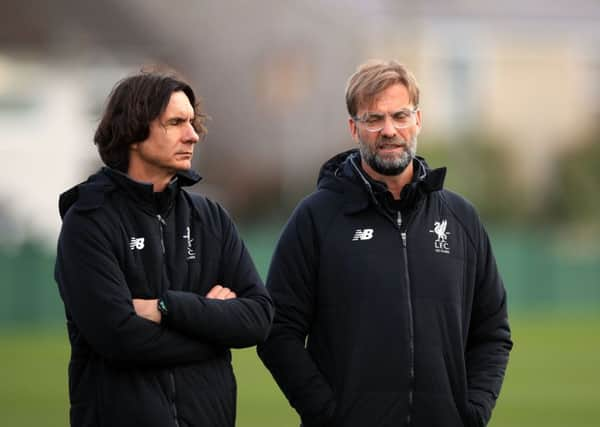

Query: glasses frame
left=353, top=107, right=419, bottom=133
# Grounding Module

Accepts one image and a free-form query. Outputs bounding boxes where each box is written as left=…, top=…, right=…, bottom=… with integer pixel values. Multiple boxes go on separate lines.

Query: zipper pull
left=156, top=214, right=166, bottom=226
left=401, top=232, right=407, bottom=247
left=397, top=211, right=402, bottom=229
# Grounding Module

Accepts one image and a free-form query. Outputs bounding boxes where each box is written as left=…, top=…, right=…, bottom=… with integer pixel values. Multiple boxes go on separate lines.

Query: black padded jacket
left=55, top=167, right=273, bottom=427
left=258, top=150, right=512, bottom=427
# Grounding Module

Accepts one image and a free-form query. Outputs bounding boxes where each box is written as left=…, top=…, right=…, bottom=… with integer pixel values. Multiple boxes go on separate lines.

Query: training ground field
left=0, top=313, right=598, bottom=426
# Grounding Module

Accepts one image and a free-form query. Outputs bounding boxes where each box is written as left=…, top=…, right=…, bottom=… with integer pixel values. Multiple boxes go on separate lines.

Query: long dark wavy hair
left=94, top=71, right=207, bottom=172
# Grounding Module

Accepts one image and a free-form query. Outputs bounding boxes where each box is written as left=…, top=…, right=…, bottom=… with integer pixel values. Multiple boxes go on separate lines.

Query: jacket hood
left=316, top=148, right=446, bottom=213
left=58, top=168, right=202, bottom=219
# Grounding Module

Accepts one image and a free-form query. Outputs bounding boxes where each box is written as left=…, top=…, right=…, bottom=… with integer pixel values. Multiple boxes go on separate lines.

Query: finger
left=224, top=291, right=237, bottom=300
left=220, top=291, right=234, bottom=300
left=206, top=285, right=223, bottom=298
left=216, top=287, right=232, bottom=300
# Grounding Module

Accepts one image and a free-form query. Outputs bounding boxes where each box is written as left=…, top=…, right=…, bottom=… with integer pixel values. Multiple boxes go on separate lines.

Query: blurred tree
left=545, top=127, right=600, bottom=229
left=420, top=131, right=526, bottom=226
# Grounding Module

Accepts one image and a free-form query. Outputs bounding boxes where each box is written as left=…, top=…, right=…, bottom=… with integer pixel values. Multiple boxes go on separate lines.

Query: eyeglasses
left=353, top=108, right=419, bottom=132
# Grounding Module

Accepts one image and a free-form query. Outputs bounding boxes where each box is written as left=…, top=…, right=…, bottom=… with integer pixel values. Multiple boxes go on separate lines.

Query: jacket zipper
left=397, top=211, right=415, bottom=426
left=157, top=214, right=180, bottom=427
left=352, top=155, right=418, bottom=424
left=170, top=372, right=180, bottom=427
left=157, top=214, right=166, bottom=254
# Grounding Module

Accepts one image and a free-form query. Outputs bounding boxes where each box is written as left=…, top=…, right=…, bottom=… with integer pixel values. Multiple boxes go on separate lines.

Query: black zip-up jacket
left=258, top=150, right=512, bottom=427
left=55, top=167, right=273, bottom=427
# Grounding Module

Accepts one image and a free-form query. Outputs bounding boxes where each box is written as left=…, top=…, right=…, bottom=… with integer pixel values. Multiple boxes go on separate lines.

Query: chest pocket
left=408, top=222, right=466, bottom=304
left=165, top=221, right=222, bottom=295
left=319, top=213, right=406, bottom=307
left=121, top=232, right=164, bottom=298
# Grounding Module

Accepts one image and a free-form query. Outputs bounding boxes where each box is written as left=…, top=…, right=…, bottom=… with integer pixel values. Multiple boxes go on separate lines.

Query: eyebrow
left=164, top=114, right=194, bottom=123
left=365, top=108, right=414, bottom=116
left=362, top=107, right=415, bottom=117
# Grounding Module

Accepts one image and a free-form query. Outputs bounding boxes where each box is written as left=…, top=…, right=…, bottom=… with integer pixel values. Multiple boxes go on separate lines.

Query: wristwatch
left=157, top=298, right=168, bottom=317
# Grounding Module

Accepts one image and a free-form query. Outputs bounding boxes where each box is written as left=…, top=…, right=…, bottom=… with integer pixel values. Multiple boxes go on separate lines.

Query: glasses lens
left=358, top=109, right=416, bottom=132
left=363, top=116, right=384, bottom=132
left=391, top=110, right=414, bottom=128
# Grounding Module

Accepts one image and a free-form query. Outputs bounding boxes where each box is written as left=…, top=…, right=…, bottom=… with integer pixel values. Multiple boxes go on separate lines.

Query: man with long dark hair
left=55, top=70, right=273, bottom=427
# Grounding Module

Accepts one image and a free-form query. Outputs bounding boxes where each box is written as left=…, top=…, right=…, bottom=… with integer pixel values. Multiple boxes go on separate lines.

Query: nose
left=380, top=114, right=397, bottom=137
left=184, top=122, right=200, bottom=144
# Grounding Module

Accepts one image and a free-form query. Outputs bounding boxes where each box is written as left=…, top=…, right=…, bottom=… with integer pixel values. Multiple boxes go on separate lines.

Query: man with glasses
left=258, top=60, right=512, bottom=427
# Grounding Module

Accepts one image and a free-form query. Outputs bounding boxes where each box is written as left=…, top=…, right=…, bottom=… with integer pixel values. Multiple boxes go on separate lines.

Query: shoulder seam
left=182, top=189, right=225, bottom=243
left=303, top=188, right=346, bottom=247
left=437, top=191, right=478, bottom=250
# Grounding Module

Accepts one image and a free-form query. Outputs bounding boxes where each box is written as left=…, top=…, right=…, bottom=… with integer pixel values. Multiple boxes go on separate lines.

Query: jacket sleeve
left=160, top=204, right=274, bottom=349
left=55, top=211, right=222, bottom=366
left=465, top=221, right=513, bottom=427
left=257, top=203, right=337, bottom=427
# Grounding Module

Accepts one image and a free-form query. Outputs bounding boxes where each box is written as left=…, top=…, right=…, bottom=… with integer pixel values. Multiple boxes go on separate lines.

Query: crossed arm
left=133, top=284, right=237, bottom=323
left=56, top=216, right=224, bottom=366
left=56, top=209, right=272, bottom=366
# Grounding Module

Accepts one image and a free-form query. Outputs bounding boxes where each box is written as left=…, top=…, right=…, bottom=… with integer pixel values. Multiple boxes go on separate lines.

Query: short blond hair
left=345, top=59, right=420, bottom=117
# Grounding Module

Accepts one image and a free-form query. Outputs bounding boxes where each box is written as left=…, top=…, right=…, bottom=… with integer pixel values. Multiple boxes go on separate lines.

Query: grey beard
left=359, top=136, right=417, bottom=176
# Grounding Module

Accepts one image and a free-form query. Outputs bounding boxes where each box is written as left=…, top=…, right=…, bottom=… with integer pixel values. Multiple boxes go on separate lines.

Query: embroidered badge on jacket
left=129, top=237, right=145, bottom=250
left=352, top=228, right=374, bottom=241
left=182, top=226, right=197, bottom=260
left=429, top=220, right=451, bottom=254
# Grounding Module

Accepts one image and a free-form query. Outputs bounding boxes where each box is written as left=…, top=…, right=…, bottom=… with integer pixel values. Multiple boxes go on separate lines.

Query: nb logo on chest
left=129, top=237, right=145, bottom=250
left=352, top=228, right=374, bottom=241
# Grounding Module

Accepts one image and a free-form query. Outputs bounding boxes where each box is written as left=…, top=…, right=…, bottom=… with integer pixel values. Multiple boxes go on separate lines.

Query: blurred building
left=1, top=0, right=599, bottom=243
left=0, top=57, right=132, bottom=243
left=356, top=0, right=600, bottom=202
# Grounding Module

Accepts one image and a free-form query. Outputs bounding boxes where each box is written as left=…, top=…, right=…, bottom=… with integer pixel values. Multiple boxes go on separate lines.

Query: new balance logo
left=352, top=229, right=374, bottom=241
left=129, top=237, right=145, bottom=250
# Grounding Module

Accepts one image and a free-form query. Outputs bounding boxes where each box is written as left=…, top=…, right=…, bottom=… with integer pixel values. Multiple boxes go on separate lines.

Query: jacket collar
left=320, top=150, right=446, bottom=215
left=59, top=167, right=202, bottom=219
left=102, top=167, right=202, bottom=215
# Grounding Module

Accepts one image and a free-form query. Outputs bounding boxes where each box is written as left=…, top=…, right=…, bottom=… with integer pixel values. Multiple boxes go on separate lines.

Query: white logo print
left=429, top=219, right=451, bottom=254
left=352, top=228, right=374, bottom=241
left=182, top=226, right=197, bottom=260
left=129, top=237, right=145, bottom=250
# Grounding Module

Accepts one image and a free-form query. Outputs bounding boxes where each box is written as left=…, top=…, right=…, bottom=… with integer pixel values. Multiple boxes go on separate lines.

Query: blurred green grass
left=1, top=313, right=599, bottom=426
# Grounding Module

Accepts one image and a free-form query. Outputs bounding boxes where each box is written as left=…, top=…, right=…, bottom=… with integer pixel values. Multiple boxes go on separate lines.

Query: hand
left=206, top=284, right=237, bottom=300
left=133, top=298, right=161, bottom=323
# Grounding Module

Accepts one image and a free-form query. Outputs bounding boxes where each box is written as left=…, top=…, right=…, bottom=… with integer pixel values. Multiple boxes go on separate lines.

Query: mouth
left=377, top=143, right=405, bottom=152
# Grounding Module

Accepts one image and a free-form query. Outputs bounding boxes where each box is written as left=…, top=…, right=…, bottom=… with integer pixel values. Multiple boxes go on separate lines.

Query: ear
left=348, top=117, right=359, bottom=142
left=415, top=109, right=423, bottom=135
